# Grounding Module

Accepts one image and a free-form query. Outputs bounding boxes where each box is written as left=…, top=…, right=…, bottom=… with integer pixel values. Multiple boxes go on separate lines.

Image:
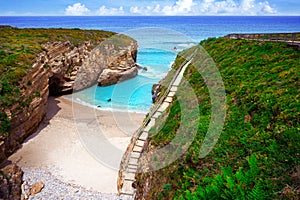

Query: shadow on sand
left=23, top=96, right=61, bottom=143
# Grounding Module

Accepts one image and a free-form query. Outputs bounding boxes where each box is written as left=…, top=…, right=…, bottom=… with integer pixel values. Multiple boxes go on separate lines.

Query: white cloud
left=65, top=3, right=90, bottom=16
left=259, top=2, right=276, bottom=14
left=195, top=0, right=277, bottom=15
left=64, top=0, right=276, bottom=16
left=130, top=0, right=197, bottom=15
left=162, top=0, right=197, bottom=15
left=129, top=0, right=276, bottom=16
left=153, top=5, right=161, bottom=13
left=96, top=6, right=125, bottom=16
left=130, top=5, right=162, bottom=15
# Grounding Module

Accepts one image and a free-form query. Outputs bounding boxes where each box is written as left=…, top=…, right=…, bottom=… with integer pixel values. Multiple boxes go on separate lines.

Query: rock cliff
left=0, top=34, right=138, bottom=162
left=1, top=58, right=49, bottom=160
left=42, top=41, right=91, bottom=95
left=0, top=163, right=23, bottom=200
left=96, top=36, right=138, bottom=86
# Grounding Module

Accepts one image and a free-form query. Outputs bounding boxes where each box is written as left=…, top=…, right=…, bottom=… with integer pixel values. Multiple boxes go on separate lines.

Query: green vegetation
left=0, top=26, right=115, bottom=135
left=138, top=38, right=300, bottom=199
left=227, top=33, right=300, bottom=41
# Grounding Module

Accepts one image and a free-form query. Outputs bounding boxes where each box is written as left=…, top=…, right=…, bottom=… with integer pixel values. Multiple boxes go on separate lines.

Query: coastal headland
left=1, top=26, right=299, bottom=199
left=0, top=26, right=142, bottom=199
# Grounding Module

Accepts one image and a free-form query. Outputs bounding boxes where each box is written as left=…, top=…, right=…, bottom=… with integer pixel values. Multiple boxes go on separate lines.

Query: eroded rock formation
left=0, top=163, right=23, bottom=200
left=96, top=39, right=138, bottom=86
left=98, top=67, right=138, bottom=86
left=0, top=35, right=138, bottom=162
left=42, top=41, right=91, bottom=95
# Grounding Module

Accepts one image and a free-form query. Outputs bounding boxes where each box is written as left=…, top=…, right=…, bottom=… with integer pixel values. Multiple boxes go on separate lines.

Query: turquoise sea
left=1, top=16, right=299, bottom=112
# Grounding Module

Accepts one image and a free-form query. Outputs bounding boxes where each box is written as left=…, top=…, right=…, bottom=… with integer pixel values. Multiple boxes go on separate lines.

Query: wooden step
left=139, top=132, right=148, bottom=141
left=121, top=180, right=135, bottom=195
left=132, top=145, right=143, bottom=153
left=135, top=140, right=145, bottom=147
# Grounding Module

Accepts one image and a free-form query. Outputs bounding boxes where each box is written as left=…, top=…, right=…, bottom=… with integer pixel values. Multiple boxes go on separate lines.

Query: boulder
left=151, top=84, right=162, bottom=103
left=30, top=182, right=44, bottom=196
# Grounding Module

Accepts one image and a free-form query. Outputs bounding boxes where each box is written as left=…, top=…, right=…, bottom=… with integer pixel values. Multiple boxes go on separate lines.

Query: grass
left=227, top=33, right=300, bottom=41
left=0, top=26, right=117, bottom=135
left=137, top=37, right=300, bottom=199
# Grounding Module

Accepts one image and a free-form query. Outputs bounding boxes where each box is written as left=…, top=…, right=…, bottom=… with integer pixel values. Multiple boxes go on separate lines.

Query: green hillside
left=137, top=38, right=300, bottom=199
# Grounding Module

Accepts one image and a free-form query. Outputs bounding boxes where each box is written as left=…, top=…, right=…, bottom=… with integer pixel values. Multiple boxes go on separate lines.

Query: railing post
left=292, top=33, right=296, bottom=45
left=226, top=32, right=299, bottom=47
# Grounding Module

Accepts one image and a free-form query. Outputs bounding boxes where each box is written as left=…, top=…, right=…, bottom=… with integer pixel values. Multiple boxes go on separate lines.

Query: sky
left=0, top=0, right=299, bottom=16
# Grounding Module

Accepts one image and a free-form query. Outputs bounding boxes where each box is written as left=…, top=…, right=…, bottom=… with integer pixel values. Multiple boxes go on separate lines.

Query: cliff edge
left=0, top=27, right=138, bottom=164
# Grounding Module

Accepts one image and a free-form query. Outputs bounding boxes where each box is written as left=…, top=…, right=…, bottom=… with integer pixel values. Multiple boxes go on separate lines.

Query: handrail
left=225, top=32, right=300, bottom=47
left=117, top=48, right=197, bottom=197
left=147, top=49, right=197, bottom=121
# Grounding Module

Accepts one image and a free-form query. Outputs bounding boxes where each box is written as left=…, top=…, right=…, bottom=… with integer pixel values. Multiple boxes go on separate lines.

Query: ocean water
left=1, top=16, right=299, bottom=112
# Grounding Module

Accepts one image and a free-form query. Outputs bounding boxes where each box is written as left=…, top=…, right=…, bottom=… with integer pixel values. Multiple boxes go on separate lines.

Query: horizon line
left=0, top=15, right=300, bottom=17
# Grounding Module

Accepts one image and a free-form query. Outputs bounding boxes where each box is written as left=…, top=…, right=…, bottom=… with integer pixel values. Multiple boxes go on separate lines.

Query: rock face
left=42, top=41, right=91, bottom=95
left=0, top=35, right=138, bottom=163
left=0, top=163, right=23, bottom=200
left=1, top=57, right=49, bottom=161
left=40, top=34, right=138, bottom=93
left=96, top=38, right=138, bottom=86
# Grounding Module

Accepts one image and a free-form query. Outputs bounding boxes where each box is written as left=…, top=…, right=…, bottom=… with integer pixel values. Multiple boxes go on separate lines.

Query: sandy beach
left=8, top=96, right=145, bottom=194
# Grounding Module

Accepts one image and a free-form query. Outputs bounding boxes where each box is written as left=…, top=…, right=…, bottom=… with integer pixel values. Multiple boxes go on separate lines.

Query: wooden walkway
left=226, top=32, right=300, bottom=48
left=117, top=50, right=196, bottom=199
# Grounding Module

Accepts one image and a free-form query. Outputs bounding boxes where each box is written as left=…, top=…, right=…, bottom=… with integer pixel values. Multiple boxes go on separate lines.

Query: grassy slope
left=139, top=38, right=300, bottom=199
left=0, top=26, right=115, bottom=134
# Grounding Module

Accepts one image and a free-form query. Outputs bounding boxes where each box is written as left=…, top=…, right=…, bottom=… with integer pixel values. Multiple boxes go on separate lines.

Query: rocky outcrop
left=76, top=35, right=138, bottom=88
left=151, top=84, right=162, bottom=103
left=41, top=35, right=139, bottom=91
left=97, top=38, right=138, bottom=86
left=40, top=34, right=138, bottom=93
left=0, top=163, right=23, bottom=200
left=98, top=67, right=138, bottom=86
left=42, top=41, right=91, bottom=95
left=0, top=34, right=138, bottom=163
